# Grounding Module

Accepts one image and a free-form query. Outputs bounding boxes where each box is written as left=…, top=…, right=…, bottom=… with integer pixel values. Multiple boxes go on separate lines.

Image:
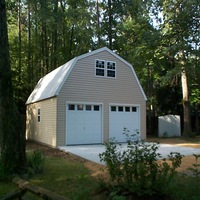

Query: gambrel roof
left=26, top=47, right=147, bottom=104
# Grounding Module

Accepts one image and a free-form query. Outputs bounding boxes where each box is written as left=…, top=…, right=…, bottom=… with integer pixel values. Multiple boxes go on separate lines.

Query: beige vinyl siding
left=57, top=50, right=146, bottom=146
left=26, top=98, right=57, bottom=147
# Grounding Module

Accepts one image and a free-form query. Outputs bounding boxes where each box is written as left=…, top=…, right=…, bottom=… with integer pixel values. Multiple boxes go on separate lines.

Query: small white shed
left=26, top=47, right=147, bottom=147
left=158, top=115, right=181, bottom=137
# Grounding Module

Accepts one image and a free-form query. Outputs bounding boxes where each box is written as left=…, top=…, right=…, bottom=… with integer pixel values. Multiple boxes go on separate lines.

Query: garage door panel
left=109, top=105, right=140, bottom=142
left=66, top=104, right=102, bottom=145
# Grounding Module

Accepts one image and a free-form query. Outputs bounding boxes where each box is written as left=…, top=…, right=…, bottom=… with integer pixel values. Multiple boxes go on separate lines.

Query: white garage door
left=66, top=103, right=102, bottom=145
left=109, top=105, right=140, bottom=142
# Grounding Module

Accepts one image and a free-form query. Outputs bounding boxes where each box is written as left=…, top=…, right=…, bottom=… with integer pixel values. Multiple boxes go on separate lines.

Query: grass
left=169, top=175, right=200, bottom=200
left=1, top=138, right=200, bottom=199
left=29, top=156, right=98, bottom=199
left=0, top=156, right=103, bottom=200
left=3, top=171, right=200, bottom=200
left=0, top=181, right=16, bottom=196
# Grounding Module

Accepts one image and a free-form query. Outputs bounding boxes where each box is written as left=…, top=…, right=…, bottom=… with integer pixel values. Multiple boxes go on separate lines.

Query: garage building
left=26, top=47, right=147, bottom=147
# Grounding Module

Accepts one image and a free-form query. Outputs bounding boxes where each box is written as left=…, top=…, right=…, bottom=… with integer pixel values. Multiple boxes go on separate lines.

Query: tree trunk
left=51, top=0, right=58, bottom=70
left=40, top=0, right=49, bottom=75
left=17, top=0, right=22, bottom=112
left=69, top=24, right=75, bottom=59
left=108, top=0, right=112, bottom=49
left=181, top=51, right=191, bottom=136
left=60, top=0, right=67, bottom=63
left=96, top=0, right=101, bottom=46
left=27, top=0, right=33, bottom=90
left=195, top=107, right=199, bottom=134
left=0, top=0, right=26, bottom=175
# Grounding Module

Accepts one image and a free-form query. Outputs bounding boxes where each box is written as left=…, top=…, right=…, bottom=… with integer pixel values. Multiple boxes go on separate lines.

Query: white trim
left=66, top=101, right=103, bottom=145
left=66, top=101, right=103, bottom=106
left=109, top=103, right=140, bottom=107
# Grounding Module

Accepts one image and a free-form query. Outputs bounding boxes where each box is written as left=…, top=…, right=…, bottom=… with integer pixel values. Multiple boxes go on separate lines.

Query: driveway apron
left=59, top=143, right=200, bottom=165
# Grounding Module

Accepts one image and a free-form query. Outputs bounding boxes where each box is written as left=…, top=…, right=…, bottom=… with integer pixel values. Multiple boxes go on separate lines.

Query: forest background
left=0, top=0, right=199, bottom=176
left=4, top=0, right=200, bottom=135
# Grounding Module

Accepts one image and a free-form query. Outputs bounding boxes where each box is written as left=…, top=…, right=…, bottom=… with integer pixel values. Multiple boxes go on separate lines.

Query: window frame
left=95, top=59, right=105, bottom=77
left=106, top=61, right=116, bottom=78
left=95, top=59, right=116, bottom=78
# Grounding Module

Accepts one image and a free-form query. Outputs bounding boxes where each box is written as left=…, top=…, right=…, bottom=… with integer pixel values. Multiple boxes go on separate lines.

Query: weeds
left=188, top=154, right=200, bottom=179
left=27, top=149, right=45, bottom=175
left=187, top=154, right=200, bottom=194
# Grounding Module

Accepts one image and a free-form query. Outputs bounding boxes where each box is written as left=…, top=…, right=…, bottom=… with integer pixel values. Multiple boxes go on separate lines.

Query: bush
left=27, top=150, right=45, bottom=175
left=99, top=133, right=183, bottom=198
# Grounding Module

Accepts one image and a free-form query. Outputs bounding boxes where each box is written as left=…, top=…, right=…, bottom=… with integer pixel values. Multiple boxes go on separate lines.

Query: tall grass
left=27, top=149, right=45, bottom=175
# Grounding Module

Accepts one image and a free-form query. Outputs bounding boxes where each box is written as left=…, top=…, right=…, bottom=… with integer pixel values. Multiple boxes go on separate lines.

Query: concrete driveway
left=59, top=143, right=200, bottom=165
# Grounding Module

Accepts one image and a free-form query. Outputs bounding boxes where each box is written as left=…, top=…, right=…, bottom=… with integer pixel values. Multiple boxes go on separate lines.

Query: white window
left=96, top=60, right=116, bottom=78
left=107, top=61, right=116, bottom=78
left=96, top=60, right=105, bottom=76
left=38, top=108, right=41, bottom=122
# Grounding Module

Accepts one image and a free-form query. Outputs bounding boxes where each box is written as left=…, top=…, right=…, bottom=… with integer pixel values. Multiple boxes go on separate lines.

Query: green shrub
left=187, top=154, right=200, bottom=194
left=99, top=133, right=183, bottom=198
left=27, top=150, right=45, bottom=175
left=188, top=154, right=200, bottom=180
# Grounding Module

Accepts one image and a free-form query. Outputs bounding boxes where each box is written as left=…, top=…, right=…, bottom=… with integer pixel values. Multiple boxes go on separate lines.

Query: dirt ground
left=147, top=137, right=200, bottom=175
left=26, top=137, right=200, bottom=177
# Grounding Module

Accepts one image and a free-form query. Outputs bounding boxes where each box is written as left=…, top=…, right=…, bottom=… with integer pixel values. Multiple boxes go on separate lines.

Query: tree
left=4, top=0, right=198, bottom=139
left=112, top=0, right=162, bottom=134
left=158, top=0, right=199, bottom=136
left=0, top=0, right=26, bottom=176
left=190, top=89, right=200, bottom=133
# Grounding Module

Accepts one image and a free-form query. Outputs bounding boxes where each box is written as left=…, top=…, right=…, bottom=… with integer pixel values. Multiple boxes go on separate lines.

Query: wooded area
left=0, top=0, right=199, bottom=174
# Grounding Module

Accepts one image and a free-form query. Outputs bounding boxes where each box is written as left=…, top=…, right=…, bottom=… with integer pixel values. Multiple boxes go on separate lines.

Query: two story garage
left=26, top=47, right=147, bottom=147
